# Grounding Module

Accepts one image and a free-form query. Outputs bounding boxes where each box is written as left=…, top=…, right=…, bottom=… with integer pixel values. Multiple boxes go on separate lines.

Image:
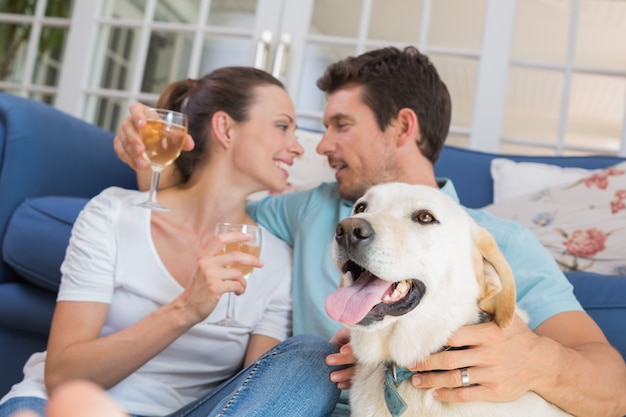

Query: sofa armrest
left=0, top=94, right=136, bottom=284
left=3, top=196, right=88, bottom=292
left=566, top=271, right=626, bottom=360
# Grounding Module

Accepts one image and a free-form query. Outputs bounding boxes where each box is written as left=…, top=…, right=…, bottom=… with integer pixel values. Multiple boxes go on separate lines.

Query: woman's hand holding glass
left=176, top=229, right=263, bottom=325
left=209, top=223, right=262, bottom=327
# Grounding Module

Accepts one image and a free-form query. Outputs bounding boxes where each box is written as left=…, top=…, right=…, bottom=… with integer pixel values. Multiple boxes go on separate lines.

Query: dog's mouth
left=325, top=260, right=426, bottom=326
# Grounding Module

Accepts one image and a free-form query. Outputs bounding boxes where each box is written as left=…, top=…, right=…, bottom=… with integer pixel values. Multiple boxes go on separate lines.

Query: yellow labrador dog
left=325, top=183, right=572, bottom=417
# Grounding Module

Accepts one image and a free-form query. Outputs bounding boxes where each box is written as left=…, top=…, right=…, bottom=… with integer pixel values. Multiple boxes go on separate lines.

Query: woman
left=0, top=67, right=341, bottom=417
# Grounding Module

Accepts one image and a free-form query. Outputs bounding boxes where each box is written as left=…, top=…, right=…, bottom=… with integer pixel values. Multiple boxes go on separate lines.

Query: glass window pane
left=446, top=133, right=469, bottom=149
left=84, top=95, right=130, bottom=132
left=45, top=0, right=73, bottom=18
left=499, top=141, right=597, bottom=156
left=84, top=95, right=160, bottom=132
left=29, top=91, right=55, bottom=106
left=0, top=2, right=35, bottom=14
left=368, top=0, right=422, bottom=43
left=101, top=0, right=147, bottom=20
left=574, top=0, right=626, bottom=71
left=155, top=0, right=200, bottom=24
left=1, top=89, right=19, bottom=96
left=503, top=66, right=564, bottom=143
left=296, top=43, right=358, bottom=115
left=32, top=26, right=70, bottom=87
left=429, top=0, right=486, bottom=49
left=310, top=0, right=363, bottom=38
left=430, top=54, right=479, bottom=130
left=90, top=26, right=140, bottom=91
left=566, top=72, right=625, bottom=153
left=499, top=142, right=560, bottom=156
left=511, top=0, right=571, bottom=64
left=0, top=23, right=29, bottom=82
left=208, top=0, right=258, bottom=29
left=141, top=30, right=194, bottom=93
left=199, top=35, right=252, bottom=75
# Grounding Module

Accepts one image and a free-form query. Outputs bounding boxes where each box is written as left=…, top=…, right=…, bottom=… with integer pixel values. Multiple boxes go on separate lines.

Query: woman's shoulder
left=83, top=187, right=143, bottom=211
left=249, top=182, right=340, bottom=212
left=96, top=186, right=143, bottom=201
left=76, top=187, right=146, bottom=228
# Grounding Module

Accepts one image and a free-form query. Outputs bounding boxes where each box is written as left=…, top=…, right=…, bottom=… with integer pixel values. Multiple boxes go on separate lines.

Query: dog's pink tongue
left=325, top=273, right=392, bottom=325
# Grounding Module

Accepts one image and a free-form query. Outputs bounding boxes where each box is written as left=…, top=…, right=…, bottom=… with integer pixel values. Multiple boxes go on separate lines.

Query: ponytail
left=156, top=78, right=198, bottom=113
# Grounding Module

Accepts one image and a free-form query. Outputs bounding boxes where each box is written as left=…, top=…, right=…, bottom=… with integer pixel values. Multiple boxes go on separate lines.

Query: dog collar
left=381, top=311, right=493, bottom=416
left=383, top=361, right=415, bottom=417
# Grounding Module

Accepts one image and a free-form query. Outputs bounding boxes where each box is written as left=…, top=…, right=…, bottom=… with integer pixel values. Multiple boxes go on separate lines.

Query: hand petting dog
left=324, top=183, right=572, bottom=417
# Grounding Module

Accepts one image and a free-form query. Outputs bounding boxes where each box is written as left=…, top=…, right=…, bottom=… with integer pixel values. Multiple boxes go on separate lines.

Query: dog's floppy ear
left=471, top=224, right=516, bottom=328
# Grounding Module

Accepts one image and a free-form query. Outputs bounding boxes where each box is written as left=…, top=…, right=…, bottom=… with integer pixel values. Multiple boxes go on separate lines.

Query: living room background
left=1, top=0, right=625, bottom=157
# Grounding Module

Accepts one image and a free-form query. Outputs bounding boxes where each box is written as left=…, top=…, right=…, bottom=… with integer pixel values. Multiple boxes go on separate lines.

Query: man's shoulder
left=464, top=207, right=543, bottom=252
left=465, top=207, right=527, bottom=235
left=465, top=207, right=553, bottom=265
left=296, top=181, right=340, bottom=199
left=250, top=182, right=341, bottom=210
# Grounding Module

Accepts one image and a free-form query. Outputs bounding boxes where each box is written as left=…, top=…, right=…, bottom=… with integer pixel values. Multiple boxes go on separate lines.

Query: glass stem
left=148, top=169, right=161, bottom=204
left=225, top=293, right=236, bottom=320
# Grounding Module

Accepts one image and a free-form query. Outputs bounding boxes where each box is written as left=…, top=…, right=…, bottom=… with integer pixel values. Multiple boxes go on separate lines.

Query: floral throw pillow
left=485, top=162, right=626, bottom=276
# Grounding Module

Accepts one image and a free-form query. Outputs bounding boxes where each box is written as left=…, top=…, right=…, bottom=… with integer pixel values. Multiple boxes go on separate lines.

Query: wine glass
left=209, top=223, right=263, bottom=327
left=136, top=108, right=188, bottom=211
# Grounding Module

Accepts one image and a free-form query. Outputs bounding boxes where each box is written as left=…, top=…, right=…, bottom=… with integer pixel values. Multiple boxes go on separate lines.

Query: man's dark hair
left=316, top=46, right=451, bottom=163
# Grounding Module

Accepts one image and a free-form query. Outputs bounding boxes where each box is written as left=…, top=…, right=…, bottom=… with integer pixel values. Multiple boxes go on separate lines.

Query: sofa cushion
left=435, top=145, right=626, bottom=208
left=490, top=158, right=595, bottom=203
left=486, top=162, right=626, bottom=276
left=2, top=196, right=88, bottom=292
left=566, top=271, right=626, bottom=357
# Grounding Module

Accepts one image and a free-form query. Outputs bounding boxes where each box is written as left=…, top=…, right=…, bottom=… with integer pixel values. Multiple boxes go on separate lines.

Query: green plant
left=0, top=0, right=71, bottom=80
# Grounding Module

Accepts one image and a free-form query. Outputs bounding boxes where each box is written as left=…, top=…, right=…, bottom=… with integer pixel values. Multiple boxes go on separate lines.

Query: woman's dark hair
left=156, top=67, right=285, bottom=183
left=316, top=46, right=451, bottom=164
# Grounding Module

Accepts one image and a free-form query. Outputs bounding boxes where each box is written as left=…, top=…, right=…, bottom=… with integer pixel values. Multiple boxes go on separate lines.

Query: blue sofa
left=0, top=94, right=136, bottom=396
left=1, top=93, right=625, bottom=398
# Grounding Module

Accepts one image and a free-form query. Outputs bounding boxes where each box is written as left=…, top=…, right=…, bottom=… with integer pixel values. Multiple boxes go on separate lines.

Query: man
left=115, top=47, right=626, bottom=416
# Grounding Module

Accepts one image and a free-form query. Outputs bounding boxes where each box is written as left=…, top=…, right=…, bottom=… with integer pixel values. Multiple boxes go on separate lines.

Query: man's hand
left=326, top=327, right=356, bottom=390
left=113, top=102, right=195, bottom=190
left=409, top=314, right=541, bottom=403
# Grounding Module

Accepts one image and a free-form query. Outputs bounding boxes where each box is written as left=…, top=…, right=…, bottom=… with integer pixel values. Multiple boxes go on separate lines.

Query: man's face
left=317, top=85, right=400, bottom=201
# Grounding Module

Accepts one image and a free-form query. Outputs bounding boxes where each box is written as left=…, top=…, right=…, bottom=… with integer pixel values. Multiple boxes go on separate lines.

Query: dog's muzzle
left=326, top=217, right=426, bottom=326
left=334, top=217, right=375, bottom=251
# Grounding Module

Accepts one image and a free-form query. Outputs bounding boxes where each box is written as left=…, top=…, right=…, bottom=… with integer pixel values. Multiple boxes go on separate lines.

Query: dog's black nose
left=335, top=218, right=374, bottom=247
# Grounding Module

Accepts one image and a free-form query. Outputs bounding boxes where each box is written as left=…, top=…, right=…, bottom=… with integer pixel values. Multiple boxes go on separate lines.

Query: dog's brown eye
left=412, top=210, right=437, bottom=224
left=354, top=202, right=367, bottom=214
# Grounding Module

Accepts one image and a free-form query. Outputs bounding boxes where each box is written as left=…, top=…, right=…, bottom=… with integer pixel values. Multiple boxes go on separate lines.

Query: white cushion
left=490, top=158, right=595, bottom=203
left=486, top=162, right=626, bottom=276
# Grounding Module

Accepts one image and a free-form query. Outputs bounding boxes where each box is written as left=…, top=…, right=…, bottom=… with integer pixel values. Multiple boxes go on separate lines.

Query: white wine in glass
left=209, top=223, right=262, bottom=328
left=136, top=108, right=188, bottom=211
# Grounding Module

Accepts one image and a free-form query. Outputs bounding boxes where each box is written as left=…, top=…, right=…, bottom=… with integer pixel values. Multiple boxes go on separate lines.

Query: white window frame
left=12, top=0, right=626, bottom=157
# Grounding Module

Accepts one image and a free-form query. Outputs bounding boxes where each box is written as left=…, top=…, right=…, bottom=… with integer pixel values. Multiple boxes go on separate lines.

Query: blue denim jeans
left=0, top=397, right=46, bottom=417
left=0, top=334, right=342, bottom=417
left=169, top=334, right=341, bottom=417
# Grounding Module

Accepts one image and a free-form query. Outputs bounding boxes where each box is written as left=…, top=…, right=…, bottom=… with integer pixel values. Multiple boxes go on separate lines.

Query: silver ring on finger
left=460, top=368, right=471, bottom=387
